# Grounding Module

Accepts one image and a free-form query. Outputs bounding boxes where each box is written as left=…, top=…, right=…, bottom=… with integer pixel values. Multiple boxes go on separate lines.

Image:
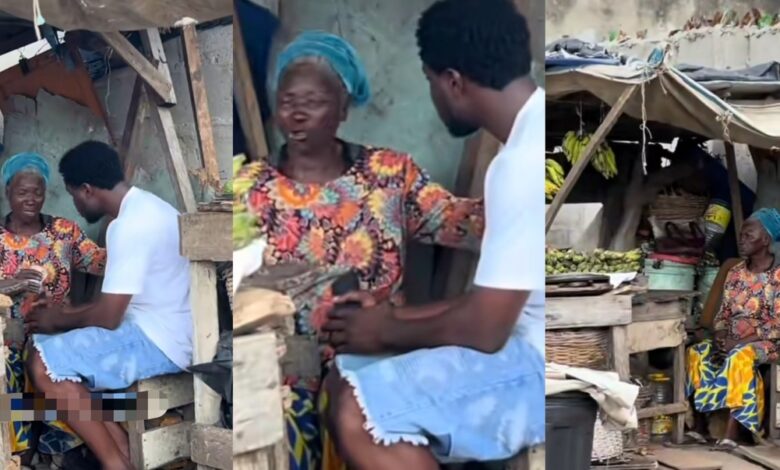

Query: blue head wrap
left=274, top=31, right=371, bottom=106
left=1, top=152, right=50, bottom=186
left=749, top=208, right=780, bottom=242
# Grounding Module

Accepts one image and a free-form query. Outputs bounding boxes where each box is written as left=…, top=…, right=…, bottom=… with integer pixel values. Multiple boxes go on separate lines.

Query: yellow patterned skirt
left=686, top=339, right=777, bottom=434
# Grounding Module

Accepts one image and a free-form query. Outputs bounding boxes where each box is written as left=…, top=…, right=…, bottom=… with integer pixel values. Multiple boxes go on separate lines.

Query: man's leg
left=105, top=422, right=130, bottom=459
left=27, top=348, right=132, bottom=470
left=324, top=370, right=439, bottom=470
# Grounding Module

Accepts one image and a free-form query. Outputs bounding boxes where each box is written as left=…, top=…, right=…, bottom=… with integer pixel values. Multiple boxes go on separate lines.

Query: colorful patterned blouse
left=0, top=215, right=106, bottom=321
left=236, top=143, right=484, bottom=334
left=713, top=260, right=780, bottom=346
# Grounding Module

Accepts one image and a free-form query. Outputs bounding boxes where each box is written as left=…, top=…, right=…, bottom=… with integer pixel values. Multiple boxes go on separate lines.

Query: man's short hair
left=59, top=141, right=124, bottom=190
left=417, top=0, right=532, bottom=90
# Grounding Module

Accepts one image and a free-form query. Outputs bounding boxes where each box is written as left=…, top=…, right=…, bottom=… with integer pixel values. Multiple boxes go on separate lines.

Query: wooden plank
left=633, top=299, right=690, bottom=322
left=181, top=24, right=221, bottom=188
left=627, top=319, right=685, bottom=354
left=132, top=373, right=194, bottom=418
left=234, top=14, right=269, bottom=161
left=546, top=295, right=632, bottom=329
left=190, top=263, right=221, bottom=427
left=139, top=28, right=177, bottom=106
left=733, top=446, right=780, bottom=470
left=653, top=448, right=722, bottom=470
left=637, top=403, right=688, bottom=419
left=150, top=93, right=199, bottom=213
left=139, top=422, right=191, bottom=469
left=191, top=424, right=232, bottom=470
left=99, top=31, right=176, bottom=105
left=234, top=333, right=284, bottom=454
left=724, top=143, right=744, bottom=236
left=546, top=85, right=638, bottom=232
left=119, top=76, right=147, bottom=181
left=673, top=343, right=686, bottom=444
left=611, top=325, right=630, bottom=380
left=233, top=288, right=295, bottom=335
left=234, top=448, right=273, bottom=470
left=180, top=212, right=232, bottom=261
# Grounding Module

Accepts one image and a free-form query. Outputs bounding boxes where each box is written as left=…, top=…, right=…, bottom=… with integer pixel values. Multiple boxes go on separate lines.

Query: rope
left=32, top=0, right=43, bottom=41
left=717, top=110, right=734, bottom=143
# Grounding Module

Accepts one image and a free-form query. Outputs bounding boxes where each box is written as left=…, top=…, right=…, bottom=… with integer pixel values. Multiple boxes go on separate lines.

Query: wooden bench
left=125, top=373, right=194, bottom=469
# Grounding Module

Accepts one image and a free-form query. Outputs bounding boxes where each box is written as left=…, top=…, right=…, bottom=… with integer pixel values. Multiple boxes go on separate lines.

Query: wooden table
left=179, top=208, right=232, bottom=470
left=547, top=291, right=693, bottom=444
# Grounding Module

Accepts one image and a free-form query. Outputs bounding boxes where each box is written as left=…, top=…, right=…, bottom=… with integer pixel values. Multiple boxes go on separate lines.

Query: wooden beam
left=545, top=86, right=638, bottom=232
left=65, top=41, right=118, bottom=146
left=99, top=31, right=176, bottom=106
left=180, top=212, right=232, bottom=262
left=119, top=76, right=146, bottom=181
left=724, top=143, right=744, bottom=236
left=234, top=14, right=269, bottom=161
left=146, top=87, right=198, bottom=213
left=189, top=262, right=222, bottom=430
left=181, top=24, right=220, bottom=189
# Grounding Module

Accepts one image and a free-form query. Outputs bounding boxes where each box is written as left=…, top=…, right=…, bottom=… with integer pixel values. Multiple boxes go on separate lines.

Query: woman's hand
left=16, top=268, right=44, bottom=294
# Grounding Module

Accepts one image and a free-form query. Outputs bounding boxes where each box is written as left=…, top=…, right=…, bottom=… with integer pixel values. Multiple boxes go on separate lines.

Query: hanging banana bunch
left=561, top=131, right=618, bottom=180
left=545, top=159, right=565, bottom=201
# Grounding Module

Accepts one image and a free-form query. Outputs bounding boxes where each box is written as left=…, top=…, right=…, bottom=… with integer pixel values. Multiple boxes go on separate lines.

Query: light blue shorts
left=32, top=320, right=182, bottom=391
left=334, top=330, right=545, bottom=463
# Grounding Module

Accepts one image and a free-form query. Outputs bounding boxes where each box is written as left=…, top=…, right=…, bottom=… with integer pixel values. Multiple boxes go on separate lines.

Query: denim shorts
left=334, top=330, right=545, bottom=463
left=32, top=320, right=182, bottom=391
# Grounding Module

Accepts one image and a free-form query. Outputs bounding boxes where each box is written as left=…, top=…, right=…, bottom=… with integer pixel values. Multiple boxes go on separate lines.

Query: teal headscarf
left=749, top=208, right=780, bottom=242
left=274, top=31, right=371, bottom=106
left=1, top=152, right=50, bottom=186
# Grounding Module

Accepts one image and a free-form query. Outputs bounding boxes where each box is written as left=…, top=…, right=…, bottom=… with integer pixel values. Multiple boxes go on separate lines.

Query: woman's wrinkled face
left=7, top=172, right=45, bottom=222
left=275, top=62, right=347, bottom=152
left=738, top=218, right=770, bottom=257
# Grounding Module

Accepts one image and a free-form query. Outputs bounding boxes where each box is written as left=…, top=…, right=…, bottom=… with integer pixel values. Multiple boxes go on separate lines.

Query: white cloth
left=474, top=87, right=546, bottom=355
left=545, top=363, right=639, bottom=430
left=102, top=187, right=192, bottom=369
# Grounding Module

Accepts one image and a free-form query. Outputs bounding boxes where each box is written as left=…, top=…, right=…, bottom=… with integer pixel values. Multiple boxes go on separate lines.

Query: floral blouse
left=713, top=260, right=780, bottom=345
left=236, top=143, right=484, bottom=334
left=0, top=215, right=106, bottom=322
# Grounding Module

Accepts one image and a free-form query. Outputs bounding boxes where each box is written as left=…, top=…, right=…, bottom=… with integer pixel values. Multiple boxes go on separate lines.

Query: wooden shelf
left=637, top=402, right=688, bottom=419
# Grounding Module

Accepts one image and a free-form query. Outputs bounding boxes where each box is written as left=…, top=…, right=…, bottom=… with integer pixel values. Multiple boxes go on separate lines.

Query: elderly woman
left=0, top=153, right=106, bottom=464
left=686, top=208, right=780, bottom=449
left=235, top=31, right=483, bottom=469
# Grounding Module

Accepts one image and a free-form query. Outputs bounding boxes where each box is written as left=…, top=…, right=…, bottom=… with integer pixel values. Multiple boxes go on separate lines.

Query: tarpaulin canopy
left=0, top=0, right=231, bottom=32
left=547, top=58, right=780, bottom=151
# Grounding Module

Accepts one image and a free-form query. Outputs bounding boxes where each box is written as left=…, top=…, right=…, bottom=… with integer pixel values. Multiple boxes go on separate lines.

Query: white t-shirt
left=473, top=88, right=545, bottom=355
left=102, top=187, right=193, bottom=369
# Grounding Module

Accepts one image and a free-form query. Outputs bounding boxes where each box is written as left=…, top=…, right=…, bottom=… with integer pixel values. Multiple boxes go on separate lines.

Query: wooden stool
left=125, top=373, right=194, bottom=469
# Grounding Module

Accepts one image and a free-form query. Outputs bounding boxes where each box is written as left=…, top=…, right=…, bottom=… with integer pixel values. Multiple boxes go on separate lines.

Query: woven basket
left=635, top=380, right=653, bottom=409
left=592, top=415, right=623, bottom=462
left=649, top=192, right=708, bottom=221
left=546, top=328, right=609, bottom=370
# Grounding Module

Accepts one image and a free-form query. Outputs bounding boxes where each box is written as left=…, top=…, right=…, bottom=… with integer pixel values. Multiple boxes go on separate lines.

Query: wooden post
left=119, top=76, right=147, bottom=181
left=181, top=24, right=221, bottom=189
left=673, top=343, right=686, bottom=444
left=234, top=13, right=269, bottom=161
left=99, top=31, right=176, bottom=105
left=545, top=86, right=638, bottom=232
left=724, top=143, right=744, bottom=236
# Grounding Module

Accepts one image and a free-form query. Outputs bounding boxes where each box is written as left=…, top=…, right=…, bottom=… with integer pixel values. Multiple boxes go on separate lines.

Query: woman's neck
left=747, top=251, right=775, bottom=273
left=7, top=212, right=42, bottom=236
left=282, top=140, right=346, bottom=184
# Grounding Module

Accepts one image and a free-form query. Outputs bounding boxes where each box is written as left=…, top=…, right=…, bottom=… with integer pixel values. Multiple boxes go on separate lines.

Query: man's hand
left=25, top=298, right=64, bottom=334
left=321, top=291, right=394, bottom=355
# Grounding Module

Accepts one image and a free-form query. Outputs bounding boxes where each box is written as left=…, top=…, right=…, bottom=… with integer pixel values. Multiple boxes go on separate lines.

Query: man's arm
left=382, top=287, right=528, bottom=353
left=59, top=294, right=132, bottom=330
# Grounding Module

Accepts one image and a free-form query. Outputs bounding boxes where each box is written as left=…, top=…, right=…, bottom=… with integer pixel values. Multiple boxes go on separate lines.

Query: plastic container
left=644, top=259, right=696, bottom=291
left=546, top=392, right=598, bottom=470
left=703, top=200, right=731, bottom=249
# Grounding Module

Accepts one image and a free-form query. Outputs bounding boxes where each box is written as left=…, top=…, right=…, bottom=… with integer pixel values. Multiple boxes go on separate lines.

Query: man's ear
left=443, top=68, right=465, bottom=97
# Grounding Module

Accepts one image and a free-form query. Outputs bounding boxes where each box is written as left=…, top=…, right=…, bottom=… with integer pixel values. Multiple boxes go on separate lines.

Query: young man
left=24, top=141, right=192, bottom=470
left=322, top=0, right=544, bottom=468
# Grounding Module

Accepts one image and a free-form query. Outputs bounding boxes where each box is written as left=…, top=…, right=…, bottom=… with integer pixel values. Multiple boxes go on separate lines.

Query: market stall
left=544, top=41, right=780, bottom=468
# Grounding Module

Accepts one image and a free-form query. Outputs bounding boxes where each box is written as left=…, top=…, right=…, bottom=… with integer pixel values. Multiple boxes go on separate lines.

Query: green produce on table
left=545, top=247, right=644, bottom=275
